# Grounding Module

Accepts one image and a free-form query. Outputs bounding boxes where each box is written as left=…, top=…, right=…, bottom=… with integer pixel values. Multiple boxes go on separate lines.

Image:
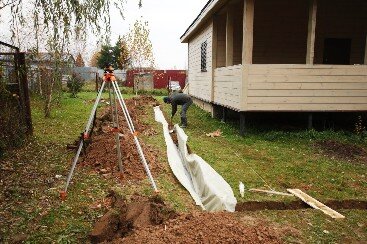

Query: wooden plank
left=287, top=189, right=345, bottom=219
left=248, top=82, right=367, bottom=90
left=306, top=0, right=317, bottom=64
left=249, top=188, right=294, bottom=197
left=249, top=74, right=367, bottom=83
left=246, top=103, right=367, bottom=111
left=248, top=67, right=367, bottom=76
left=226, top=7, right=234, bottom=66
left=242, top=0, right=254, bottom=64
left=248, top=96, right=367, bottom=104
left=248, top=89, right=367, bottom=97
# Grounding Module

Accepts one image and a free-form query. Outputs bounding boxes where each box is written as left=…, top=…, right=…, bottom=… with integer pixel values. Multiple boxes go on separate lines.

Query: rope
left=233, top=151, right=274, bottom=191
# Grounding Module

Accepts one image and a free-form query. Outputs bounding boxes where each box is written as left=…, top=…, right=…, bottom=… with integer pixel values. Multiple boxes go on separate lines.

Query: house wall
left=214, top=65, right=242, bottom=110
left=188, top=20, right=214, bottom=102
left=252, top=0, right=309, bottom=64
left=314, top=0, right=367, bottom=64
left=245, top=64, right=367, bottom=111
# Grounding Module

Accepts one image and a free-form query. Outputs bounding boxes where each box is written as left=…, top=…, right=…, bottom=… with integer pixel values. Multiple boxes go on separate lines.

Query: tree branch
left=0, top=0, right=20, bottom=10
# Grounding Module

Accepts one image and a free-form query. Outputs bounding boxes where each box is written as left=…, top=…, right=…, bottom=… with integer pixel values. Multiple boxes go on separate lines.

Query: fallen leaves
left=206, top=129, right=222, bottom=138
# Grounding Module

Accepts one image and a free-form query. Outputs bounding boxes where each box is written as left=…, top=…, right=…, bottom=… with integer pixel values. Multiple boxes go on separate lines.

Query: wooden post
left=306, top=0, right=317, bottom=64
left=242, top=0, right=254, bottom=65
left=226, top=7, right=234, bottom=67
left=95, top=72, right=99, bottom=92
left=221, top=107, right=227, bottom=123
left=364, top=35, right=367, bottom=64
left=18, top=52, right=33, bottom=135
left=240, top=112, right=246, bottom=136
left=240, top=0, right=254, bottom=135
left=308, top=113, right=313, bottom=130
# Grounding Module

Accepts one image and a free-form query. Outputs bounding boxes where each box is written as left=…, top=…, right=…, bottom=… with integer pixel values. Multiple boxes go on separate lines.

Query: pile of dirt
left=116, top=212, right=281, bottom=243
left=80, top=95, right=163, bottom=181
left=90, top=193, right=176, bottom=243
left=90, top=192, right=282, bottom=244
left=314, top=140, right=367, bottom=164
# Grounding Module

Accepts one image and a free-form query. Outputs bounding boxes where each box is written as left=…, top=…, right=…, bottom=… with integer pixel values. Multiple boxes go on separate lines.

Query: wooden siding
left=188, top=21, right=213, bottom=102
left=252, top=0, right=309, bottom=64
left=314, top=0, right=367, bottom=65
left=245, top=64, right=367, bottom=111
left=214, top=65, right=243, bottom=110
left=216, top=14, right=226, bottom=68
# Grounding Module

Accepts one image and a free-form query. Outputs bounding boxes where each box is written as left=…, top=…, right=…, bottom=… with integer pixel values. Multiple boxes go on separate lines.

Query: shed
left=181, top=0, right=367, bottom=134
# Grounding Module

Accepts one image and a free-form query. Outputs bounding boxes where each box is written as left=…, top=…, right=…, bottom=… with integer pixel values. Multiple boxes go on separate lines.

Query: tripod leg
left=111, top=81, right=158, bottom=192
left=108, top=83, right=115, bottom=122
left=84, top=81, right=106, bottom=135
left=110, top=83, right=123, bottom=173
left=112, top=81, right=135, bottom=131
left=62, top=81, right=106, bottom=196
left=64, top=140, right=84, bottom=192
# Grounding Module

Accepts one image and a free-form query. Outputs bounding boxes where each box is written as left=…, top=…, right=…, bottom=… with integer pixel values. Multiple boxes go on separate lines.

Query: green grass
left=1, top=90, right=366, bottom=243
left=157, top=102, right=367, bottom=202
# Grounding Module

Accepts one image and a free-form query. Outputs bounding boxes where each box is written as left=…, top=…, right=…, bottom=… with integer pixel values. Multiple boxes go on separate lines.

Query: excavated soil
left=90, top=193, right=176, bottom=243
left=116, top=212, right=282, bottom=244
left=80, top=95, right=163, bottom=181
left=314, top=140, right=367, bottom=164
left=90, top=192, right=282, bottom=244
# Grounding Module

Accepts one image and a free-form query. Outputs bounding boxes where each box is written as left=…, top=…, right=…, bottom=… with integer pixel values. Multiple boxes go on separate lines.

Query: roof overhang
left=180, top=0, right=226, bottom=43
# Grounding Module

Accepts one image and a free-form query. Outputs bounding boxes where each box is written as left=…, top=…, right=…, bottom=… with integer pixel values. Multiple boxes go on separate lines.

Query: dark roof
left=180, top=0, right=214, bottom=41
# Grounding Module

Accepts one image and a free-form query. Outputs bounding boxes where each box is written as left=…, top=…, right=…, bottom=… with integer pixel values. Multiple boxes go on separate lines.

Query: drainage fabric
left=154, top=106, right=236, bottom=212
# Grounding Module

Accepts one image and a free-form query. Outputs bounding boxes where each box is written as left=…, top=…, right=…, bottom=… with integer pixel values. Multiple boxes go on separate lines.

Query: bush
left=67, top=73, right=84, bottom=97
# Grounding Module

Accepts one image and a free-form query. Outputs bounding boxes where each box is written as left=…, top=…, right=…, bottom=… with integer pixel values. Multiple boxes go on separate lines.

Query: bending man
left=163, top=93, right=193, bottom=128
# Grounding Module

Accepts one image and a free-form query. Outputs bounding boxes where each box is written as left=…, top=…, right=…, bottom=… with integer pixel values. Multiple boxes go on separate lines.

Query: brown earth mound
left=80, top=95, right=163, bottom=181
left=90, top=193, right=176, bottom=243
left=90, top=192, right=282, bottom=244
left=314, top=140, right=367, bottom=164
left=116, top=212, right=282, bottom=244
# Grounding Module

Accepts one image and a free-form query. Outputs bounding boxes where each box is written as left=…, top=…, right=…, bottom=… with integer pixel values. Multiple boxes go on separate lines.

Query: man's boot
left=180, top=117, right=187, bottom=128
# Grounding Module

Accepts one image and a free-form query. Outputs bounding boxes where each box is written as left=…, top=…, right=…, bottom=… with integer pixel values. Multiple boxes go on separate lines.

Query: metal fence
left=0, top=41, right=32, bottom=137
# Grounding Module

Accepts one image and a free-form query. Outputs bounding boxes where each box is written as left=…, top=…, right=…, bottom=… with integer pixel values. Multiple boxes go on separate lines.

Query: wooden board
left=287, top=189, right=345, bottom=219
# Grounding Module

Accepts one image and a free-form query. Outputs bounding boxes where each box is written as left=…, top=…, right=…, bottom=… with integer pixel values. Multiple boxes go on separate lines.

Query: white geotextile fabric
left=154, top=106, right=237, bottom=212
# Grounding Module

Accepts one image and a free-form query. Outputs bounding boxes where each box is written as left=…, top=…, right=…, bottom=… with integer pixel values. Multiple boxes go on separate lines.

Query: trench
left=235, top=200, right=367, bottom=212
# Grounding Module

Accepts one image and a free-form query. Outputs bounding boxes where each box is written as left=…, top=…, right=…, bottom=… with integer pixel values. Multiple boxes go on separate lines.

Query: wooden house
left=181, top=0, right=367, bottom=134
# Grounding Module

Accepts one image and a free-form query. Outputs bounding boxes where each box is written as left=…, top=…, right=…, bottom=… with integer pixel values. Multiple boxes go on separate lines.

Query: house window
left=201, top=41, right=207, bottom=72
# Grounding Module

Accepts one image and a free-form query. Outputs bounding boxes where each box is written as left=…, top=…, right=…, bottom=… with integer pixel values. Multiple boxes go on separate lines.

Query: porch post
left=242, top=0, right=254, bottom=64
left=211, top=17, right=218, bottom=103
left=226, top=7, right=234, bottom=67
left=240, top=0, right=254, bottom=136
left=306, top=0, right=317, bottom=64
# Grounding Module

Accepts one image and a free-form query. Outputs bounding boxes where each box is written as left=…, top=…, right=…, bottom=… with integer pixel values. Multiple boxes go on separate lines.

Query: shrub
left=67, top=73, right=84, bottom=97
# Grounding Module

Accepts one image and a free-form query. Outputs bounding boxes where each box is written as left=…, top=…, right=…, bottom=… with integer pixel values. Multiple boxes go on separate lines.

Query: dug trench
left=72, top=95, right=364, bottom=243
left=77, top=95, right=284, bottom=243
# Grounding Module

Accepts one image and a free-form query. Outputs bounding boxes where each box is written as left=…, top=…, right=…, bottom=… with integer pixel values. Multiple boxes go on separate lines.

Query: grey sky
left=107, top=0, right=208, bottom=69
left=0, top=0, right=208, bottom=70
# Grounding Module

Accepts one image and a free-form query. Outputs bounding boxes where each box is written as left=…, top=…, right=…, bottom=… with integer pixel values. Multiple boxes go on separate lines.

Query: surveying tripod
left=60, top=65, right=158, bottom=200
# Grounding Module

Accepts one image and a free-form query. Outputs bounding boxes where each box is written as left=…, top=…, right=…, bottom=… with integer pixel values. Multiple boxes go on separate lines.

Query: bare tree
left=124, top=19, right=155, bottom=93
left=1, top=0, right=143, bottom=117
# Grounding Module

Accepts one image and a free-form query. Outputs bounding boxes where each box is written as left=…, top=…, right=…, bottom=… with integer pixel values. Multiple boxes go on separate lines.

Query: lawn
left=0, top=89, right=366, bottom=243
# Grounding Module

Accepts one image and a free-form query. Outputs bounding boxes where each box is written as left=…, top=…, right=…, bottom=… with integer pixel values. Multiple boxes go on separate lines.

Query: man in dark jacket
left=163, top=93, right=193, bottom=128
